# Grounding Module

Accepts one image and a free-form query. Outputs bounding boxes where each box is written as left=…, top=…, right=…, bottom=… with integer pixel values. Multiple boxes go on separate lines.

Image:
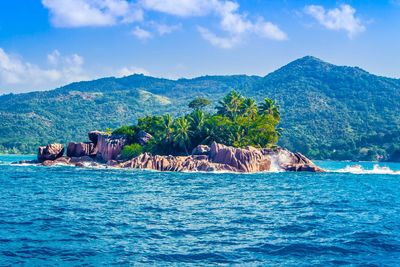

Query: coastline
left=8, top=155, right=400, bottom=176
left=25, top=130, right=325, bottom=173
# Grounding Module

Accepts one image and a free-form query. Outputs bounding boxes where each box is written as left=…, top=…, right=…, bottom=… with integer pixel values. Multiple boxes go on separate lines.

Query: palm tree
left=189, top=110, right=208, bottom=146
left=173, top=117, right=192, bottom=155
left=243, top=98, right=258, bottom=119
left=189, top=110, right=205, bottom=133
left=230, top=124, right=247, bottom=147
left=259, top=98, right=280, bottom=120
left=216, top=90, right=245, bottom=120
left=161, top=114, right=174, bottom=141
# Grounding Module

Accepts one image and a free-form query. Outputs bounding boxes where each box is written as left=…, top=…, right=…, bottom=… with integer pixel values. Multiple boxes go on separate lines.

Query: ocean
left=1, top=155, right=400, bottom=266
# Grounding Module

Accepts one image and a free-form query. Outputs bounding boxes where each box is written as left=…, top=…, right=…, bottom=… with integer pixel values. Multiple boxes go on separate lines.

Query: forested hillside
left=1, top=56, right=400, bottom=161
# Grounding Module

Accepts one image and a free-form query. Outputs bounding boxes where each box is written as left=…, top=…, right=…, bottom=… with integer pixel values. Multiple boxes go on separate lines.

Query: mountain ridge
left=1, top=56, right=398, bottom=97
left=1, top=56, right=400, bottom=161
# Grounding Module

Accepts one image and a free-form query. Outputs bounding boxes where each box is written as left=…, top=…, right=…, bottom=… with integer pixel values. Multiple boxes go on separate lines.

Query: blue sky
left=0, top=0, right=399, bottom=93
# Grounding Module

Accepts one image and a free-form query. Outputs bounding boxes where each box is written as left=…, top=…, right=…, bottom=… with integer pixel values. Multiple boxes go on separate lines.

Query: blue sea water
left=1, top=155, right=400, bottom=266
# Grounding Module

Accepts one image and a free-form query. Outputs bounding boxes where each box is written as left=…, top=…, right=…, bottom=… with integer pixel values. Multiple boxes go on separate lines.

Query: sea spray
left=334, top=164, right=400, bottom=175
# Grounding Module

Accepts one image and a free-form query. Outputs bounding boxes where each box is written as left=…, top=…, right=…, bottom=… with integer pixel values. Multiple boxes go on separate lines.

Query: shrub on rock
left=121, top=143, right=143, bottom=160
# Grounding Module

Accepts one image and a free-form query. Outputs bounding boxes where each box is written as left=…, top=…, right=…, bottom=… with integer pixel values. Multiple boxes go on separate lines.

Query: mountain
left=254, top=56, right=400, bottom=161
left=1, top=56, right=400, bottom=161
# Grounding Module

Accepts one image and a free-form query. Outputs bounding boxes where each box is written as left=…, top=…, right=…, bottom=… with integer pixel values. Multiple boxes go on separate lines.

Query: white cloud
left=198, top=27, right=240, bottom=49
left=304, top=4, right=365, bottom=38
left=47, top=49, right=61, bottom=65
left=132, top=22, right=181, bottom=39
left=65, top=54, right=85, bottom=67
left=132, top=26, right=153, bottom=40
left=0, top=48, right=153, bottom=93
left=42, top=0, right=143, bottom=27
left=140, top=0, right=212, bottom=17
left=151, top=22, right=181, bottom=35
left=254, top=19, right=287, bottom=41
left=196, top=1, right=287, bottom=48
left=0, top=48, right=88, bottom=92
left=41, top=0, right=287, bottom=48
left=116, top=66, right=150, bottom=77
left=216, top=1, right=251, bottom=35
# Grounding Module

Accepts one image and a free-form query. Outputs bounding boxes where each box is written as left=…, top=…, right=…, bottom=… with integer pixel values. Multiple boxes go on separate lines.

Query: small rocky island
left=29, top=92, right=324, bottom=173
left=33, top=131, right=323, bottom=172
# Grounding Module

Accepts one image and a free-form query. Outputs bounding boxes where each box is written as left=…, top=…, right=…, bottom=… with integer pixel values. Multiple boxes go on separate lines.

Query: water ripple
left=0, top=156, right=400, bottom=265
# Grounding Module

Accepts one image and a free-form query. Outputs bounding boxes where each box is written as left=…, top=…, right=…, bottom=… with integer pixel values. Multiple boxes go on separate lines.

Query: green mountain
left=1, top=56, right=400, bottom=161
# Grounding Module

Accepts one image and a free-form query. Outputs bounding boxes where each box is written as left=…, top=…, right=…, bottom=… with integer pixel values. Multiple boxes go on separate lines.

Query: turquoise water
left=1, top=155, right=400, bottom=266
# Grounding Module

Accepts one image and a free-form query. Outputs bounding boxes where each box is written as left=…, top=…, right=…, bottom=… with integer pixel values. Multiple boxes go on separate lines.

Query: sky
left=0, top=0, right=399, bottom=93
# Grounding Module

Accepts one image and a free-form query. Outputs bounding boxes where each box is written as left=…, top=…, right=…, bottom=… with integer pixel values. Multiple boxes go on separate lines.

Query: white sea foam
left=332, top=164, right=400, bottom=175
left=3, top=159, right=400, bottom=175
left=268, top=155, right=285, bottom=172
left=1, top=162, right=36, bottom=167
left=9, top=163, right=35, bottom=167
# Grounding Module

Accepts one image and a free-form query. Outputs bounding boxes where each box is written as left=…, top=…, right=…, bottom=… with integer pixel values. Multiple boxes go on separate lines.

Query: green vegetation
left=120, top=143, right=143, bottom=160
left=188, top=97, right=211, bottom=111
left=104, top=128, right=113, bottom=135
left=113, top=91, right=280, bottom=157
left=1, top=56, right=400, bottom=161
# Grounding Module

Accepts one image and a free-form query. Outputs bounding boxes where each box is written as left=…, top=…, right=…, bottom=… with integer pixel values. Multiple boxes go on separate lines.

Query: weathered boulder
left=261, top=147, right=323, bottom=172
left=192, top=145, right=211, bottom=156
left=96, top=134, right=127, bottom=162
left=114, top=142, right=323, bottom=173
left=70, top=156, right=94, bottom=163
left=193, top=155, right=209, bottom=161
left=137, top=130, right=153, bottom=146
left=209, top=142, right=271, bottom=172
left=281, top=163, right=324, bottom=172
left=41, top=156, right=105, bottom=168
left=106, top=160, right=120, bottom=167
left=37, top=137, right=324, bottom=173
left=119, top=153, right=239, bottom=172
left=42, top=156, right=71, bottom=166
left=74, top=162, right=86, bottom=168
left=74, top=160, right=103, bottom=168
left=38, top=144, right=64, bottom=162
left=67, top=142, right=97, bottom=158
left=88, top=130, right=103, bottom=145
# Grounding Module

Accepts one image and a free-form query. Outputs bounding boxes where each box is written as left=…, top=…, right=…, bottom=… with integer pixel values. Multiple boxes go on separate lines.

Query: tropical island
left=3, top=57, right=400, bottom=162
left=30, top=91, right=323, bottom=173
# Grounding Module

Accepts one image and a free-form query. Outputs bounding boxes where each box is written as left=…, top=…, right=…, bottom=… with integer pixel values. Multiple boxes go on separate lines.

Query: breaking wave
left=332, top=164, right=400, bottom=175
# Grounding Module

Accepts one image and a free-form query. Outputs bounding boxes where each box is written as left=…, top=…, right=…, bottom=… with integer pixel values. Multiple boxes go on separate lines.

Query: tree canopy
left=113, top=91, right=281, bottom=157
left=188, top=97, right=211, bottom=111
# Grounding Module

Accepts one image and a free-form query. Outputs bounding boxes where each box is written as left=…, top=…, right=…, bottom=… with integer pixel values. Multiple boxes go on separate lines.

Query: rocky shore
left=24, top=131, right=324, bottom=173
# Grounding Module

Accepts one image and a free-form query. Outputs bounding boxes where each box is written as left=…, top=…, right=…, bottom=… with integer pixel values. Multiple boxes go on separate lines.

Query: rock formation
left=67, top=142, right=97, bottom=158
left=192, top=145, right=211, bottom=155
left=88, top=130, right=102, bottom=145
left=208, top=142, right=271, bottom=172
left=38, top=144, right=64, bottom=162
left=263, top=146, right=323, bottom=172
left=136, top=130, right=153, bottom=146
left=119, top=153, right=239, bottom=172
left=95, top=134, right=127, bottom=162
left=116, top=142, right=323, bottom=173
left=40, top=156, right=101, bottom=168
left=42, top=156, right=71, bottom=166
left=35, top=132, right=324, bottom=173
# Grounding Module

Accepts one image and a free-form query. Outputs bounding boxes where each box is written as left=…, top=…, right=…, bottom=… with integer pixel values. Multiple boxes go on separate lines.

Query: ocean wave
left=332, top=164, right=400, bottom=175
left=3, top=159, right=400, bottom=175
left=7, top=163, right=37, bottom=167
